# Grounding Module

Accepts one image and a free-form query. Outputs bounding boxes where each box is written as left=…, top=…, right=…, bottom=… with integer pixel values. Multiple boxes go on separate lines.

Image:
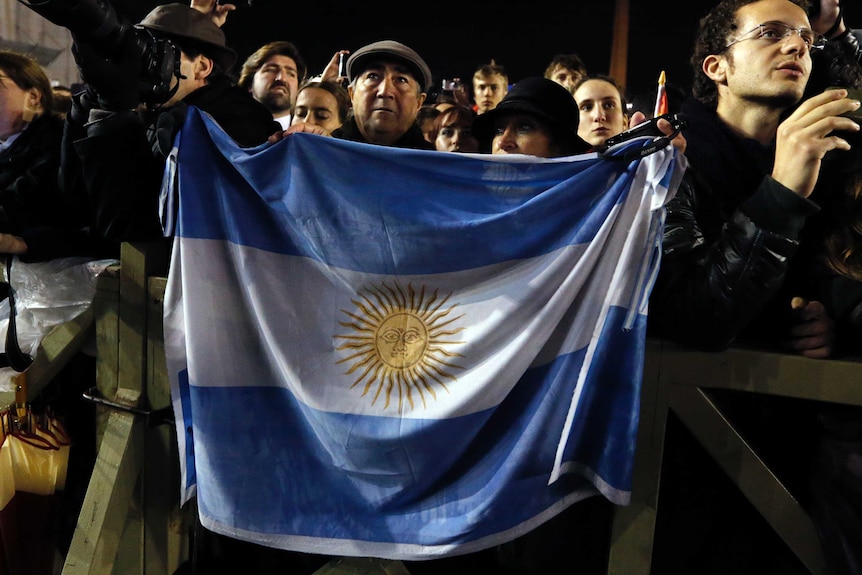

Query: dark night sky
left=115, top=0, right=861, bottom=109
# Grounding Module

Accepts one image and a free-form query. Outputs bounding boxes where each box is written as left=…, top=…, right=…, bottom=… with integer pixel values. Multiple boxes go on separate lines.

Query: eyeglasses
left=725, top=21, right=826, bottom=51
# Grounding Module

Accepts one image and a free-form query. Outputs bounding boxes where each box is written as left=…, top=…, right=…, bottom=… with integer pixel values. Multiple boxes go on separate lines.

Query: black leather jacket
left=0, top=113, right=114, bottom=261
left=648, top=98, right=820, bottom=351
left=64, top=81, right=279, bottom=242
left=834, top=28, right=862, bottom=63
left=332, top=116, right=434, bottom=150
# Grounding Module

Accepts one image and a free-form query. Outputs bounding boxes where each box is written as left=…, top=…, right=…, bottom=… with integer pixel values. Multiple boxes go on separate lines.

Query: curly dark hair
left=690, top=0, right=811, bottom=109
left=804, top=42, right=862, bottom=281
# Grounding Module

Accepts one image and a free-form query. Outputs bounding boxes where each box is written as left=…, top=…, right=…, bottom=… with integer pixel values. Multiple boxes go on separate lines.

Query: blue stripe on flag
left=175, top=108, right=634, bottom=275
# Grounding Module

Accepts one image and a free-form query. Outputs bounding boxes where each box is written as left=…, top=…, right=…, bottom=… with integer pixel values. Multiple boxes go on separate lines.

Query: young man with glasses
left=649, top=0, right=857, bottom=355
left=648, top=0, right=860, bottom=571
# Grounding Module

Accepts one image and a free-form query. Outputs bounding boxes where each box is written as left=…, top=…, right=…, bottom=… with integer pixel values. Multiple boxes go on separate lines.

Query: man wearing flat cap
left=63, top=3, right=279, bottom=242
left=333, top=40, right=434, bottom=149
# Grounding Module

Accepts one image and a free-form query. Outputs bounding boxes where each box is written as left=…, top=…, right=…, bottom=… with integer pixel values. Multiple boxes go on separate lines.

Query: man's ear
left=703, top=54, right=728, bottom=84
left=196, top=54, right=214, bottom=80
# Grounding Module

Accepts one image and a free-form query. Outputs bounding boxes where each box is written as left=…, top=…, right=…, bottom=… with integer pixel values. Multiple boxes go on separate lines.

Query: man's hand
left=267, top=122, right=329, bottom=144
left=773, top=88, right=860, bottom=198
left=786, top=297, right=835, bottom=359
left=190, top=0, right=235, bottom=27
left=0, top=234, right=27, bottom=255
left=320, top=50, right=350, bottom=83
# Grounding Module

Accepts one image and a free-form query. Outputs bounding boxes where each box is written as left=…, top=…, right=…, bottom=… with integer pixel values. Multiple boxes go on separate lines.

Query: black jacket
left=648, top=98, right=820, bottom=350
left=332, top=116, right=434, bottom=150
left=0, top=113, right=113, bottom=261
left=64, top=81, right=279, bottom=242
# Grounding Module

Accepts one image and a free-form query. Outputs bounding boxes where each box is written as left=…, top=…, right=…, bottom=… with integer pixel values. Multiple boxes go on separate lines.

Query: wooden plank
left=143, top=276, right=188, bottom=575
left=607, top=338, right=666, bottom=575
left=95, top=266, right=121, bottom=443
left=110, top=242, right=166, bottom=575
left=147, top=277, right=170, bottom=412
left=63, top=242, right=167, bottom=575
left=62, top=391, right=145, bottom=575
left=669, top=384, right=830, bottom=575
left=117, top=243, right=154, bottom=394
left=659, top=342, right=862, bottom=405
left=0, top=308, right=93, bottom=408
left=608, top=341, right=854, bottom=574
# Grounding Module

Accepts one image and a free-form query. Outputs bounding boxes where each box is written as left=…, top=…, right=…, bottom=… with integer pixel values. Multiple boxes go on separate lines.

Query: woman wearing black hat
left=472, top=77, right=591, bottom=157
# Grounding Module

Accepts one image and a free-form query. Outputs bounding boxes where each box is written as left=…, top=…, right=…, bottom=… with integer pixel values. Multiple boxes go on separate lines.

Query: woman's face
left=291, top=86, right=343, bottom=133
left=0, top=69, right=31, bottom=139
left=574, top=79, right=628, bottom=148
left=491, top=113, right=557, bottom=158
left=435, top=114, right=479, bottom=153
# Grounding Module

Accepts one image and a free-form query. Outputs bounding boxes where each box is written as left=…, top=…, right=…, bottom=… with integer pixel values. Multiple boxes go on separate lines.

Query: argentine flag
left=163, top=107, right=685, bottom=559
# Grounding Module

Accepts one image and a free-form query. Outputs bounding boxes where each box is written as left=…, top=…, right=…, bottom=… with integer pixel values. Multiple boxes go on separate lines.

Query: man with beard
left=238, top=40, right=306, bottom=129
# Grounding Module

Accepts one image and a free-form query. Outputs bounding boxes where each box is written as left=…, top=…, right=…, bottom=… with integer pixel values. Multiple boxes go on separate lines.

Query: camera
left=831, top=87, right=862, bottom=122
left=441, top=78, right=464, bottom=92
left=16, top=0, right=179, bottom=104
left=599, top=113, right=687, bottom=161
left=602, top=113, right=686, bottom=148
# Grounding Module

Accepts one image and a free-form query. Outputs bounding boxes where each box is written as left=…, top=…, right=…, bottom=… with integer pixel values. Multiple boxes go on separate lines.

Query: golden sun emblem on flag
left=334, top=281, right=465, bottom=411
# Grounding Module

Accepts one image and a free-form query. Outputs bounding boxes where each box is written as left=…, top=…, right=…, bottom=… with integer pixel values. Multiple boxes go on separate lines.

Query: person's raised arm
left=190, top=0, right=235, bottom=27
left=772, top=88, right=859, bottom=199
left=811, top=0, right=844, bottom=38
left=319, top=50, right=350, bottom=83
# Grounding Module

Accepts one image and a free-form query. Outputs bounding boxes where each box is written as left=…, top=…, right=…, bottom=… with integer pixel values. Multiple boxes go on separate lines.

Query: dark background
left=114, top=0, right=861, bottom=110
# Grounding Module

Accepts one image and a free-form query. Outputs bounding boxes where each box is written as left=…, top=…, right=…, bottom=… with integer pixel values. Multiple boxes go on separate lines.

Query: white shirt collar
left=0, top=130, right=23, bottom=152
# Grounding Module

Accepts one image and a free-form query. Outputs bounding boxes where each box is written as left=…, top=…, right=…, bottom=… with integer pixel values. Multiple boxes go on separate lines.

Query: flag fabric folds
left=163, top=107, right=686, bottom=559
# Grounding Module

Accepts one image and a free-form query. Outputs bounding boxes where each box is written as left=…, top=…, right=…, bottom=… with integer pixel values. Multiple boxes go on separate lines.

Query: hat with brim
left=473, top=77, right=591, bottom=155
left=347, top=40, right=432, bottom=93
left=136, top=3, right=237, bottom=72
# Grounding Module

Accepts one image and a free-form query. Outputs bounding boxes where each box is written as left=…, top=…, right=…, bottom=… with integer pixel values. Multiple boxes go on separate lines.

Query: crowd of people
left=3, top=0, right=862, bottom=573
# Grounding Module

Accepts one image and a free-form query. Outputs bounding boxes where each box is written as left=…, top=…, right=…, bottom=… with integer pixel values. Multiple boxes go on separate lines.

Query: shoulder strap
left=0, top=257, right=33, bottom=372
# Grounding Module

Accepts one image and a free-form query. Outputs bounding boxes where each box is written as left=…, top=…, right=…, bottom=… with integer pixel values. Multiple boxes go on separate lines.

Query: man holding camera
left=646, top=1, right=857, bottom=571
left=62, top=2, right=279, bottom=242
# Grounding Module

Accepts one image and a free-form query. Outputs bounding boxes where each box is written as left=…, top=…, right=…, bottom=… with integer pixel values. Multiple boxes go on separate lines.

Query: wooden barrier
left=608, top=340, right=862, bottom=575
left=9, top=242, right=850, bottom=574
